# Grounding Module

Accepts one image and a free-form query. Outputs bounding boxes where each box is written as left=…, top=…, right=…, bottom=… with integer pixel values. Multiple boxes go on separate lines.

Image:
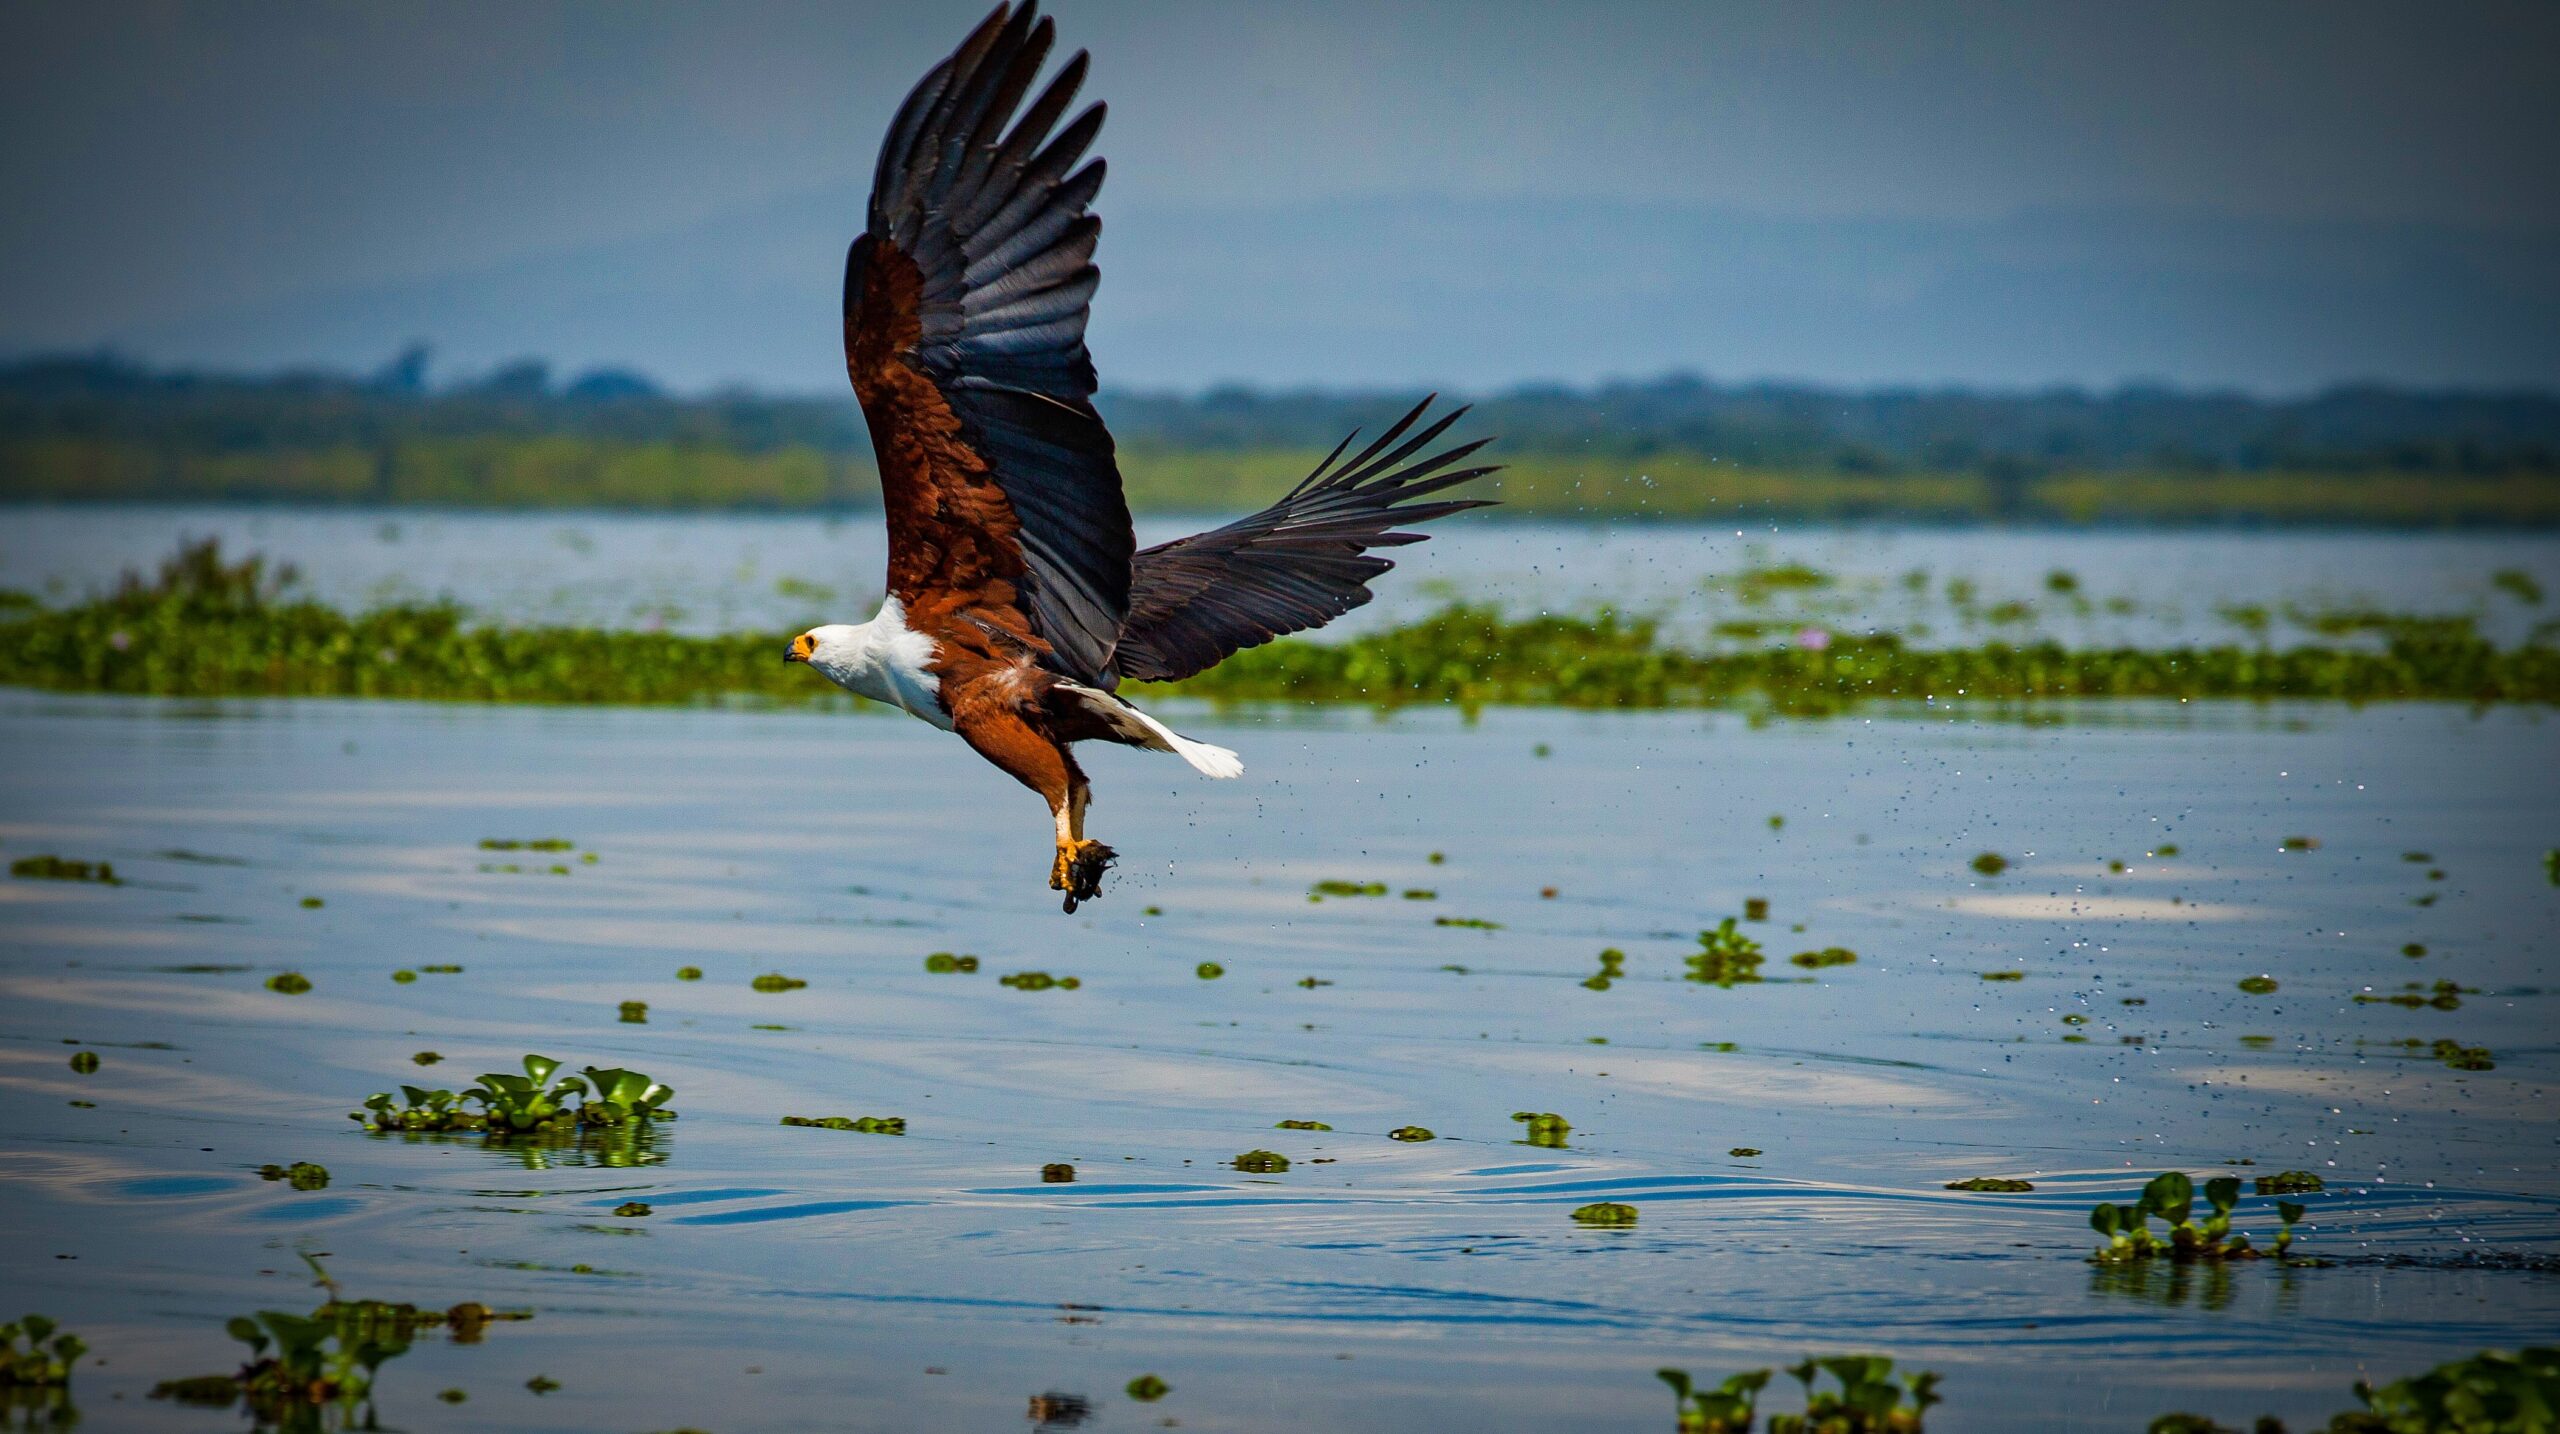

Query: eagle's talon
left=1061, top=838, right=1115, bottom=911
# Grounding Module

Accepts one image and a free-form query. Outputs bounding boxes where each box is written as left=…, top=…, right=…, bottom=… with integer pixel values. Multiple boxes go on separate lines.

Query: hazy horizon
left=7, top=1, right=2557, bottom=397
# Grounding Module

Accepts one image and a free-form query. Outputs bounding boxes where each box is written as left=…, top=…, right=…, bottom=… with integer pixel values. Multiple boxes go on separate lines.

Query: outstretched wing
left=1111, top=397, right=1499, bottom=685
left=844, top=2, right=1131, bottom=684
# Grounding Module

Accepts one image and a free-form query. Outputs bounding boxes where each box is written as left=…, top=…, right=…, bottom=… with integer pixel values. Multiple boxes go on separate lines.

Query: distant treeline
left=5, top=351, right=2559, bottom=523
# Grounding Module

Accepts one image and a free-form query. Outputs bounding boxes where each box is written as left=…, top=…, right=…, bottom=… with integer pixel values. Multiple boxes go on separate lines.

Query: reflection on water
left=1, top=691, right=2555, bottom=1430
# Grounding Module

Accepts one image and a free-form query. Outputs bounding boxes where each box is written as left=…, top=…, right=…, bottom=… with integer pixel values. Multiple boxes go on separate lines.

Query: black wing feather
left=860, top=1, right=1131, bottom=684
left=1111, top=397, right=1498, bottom=685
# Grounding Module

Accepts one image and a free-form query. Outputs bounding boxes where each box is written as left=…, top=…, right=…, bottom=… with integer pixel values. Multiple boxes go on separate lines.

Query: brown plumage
left=794, top=2, right=1498, bottom=911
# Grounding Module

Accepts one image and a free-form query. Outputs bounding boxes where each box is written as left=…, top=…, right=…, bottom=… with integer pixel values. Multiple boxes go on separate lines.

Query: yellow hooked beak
left=784, top=633, right=815, bottom=664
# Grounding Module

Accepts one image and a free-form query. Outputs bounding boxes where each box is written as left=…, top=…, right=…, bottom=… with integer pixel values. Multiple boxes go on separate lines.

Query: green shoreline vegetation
left=4, top=543, right=2553, bottom=713
left=9, top=355, right=2560, bottom=524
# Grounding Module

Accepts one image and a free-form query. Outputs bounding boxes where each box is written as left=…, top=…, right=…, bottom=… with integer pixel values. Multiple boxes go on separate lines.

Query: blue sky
left=4, top=1, right=2555, bottom=394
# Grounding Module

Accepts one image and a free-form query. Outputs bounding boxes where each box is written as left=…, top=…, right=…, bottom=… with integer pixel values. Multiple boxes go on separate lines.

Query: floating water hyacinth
left=2087, top=1172, right=2307, bottom=1264
left=0, top=1316, right=86, bottom=1389
left=1232, top=1150, right=1289, bottom=1173
left=780, top=1115, right=905, bottom=1134
left=353, top=1056, right=673, bottom=1135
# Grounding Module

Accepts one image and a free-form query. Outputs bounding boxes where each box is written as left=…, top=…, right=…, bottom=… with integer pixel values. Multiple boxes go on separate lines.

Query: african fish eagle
left=788, top=2, right=1498, bottom=912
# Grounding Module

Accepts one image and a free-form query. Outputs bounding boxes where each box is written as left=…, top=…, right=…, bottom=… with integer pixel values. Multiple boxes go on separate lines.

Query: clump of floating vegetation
left=1309, top=879, right=1386, bottom=899
left=1969, top=852, right=2008, bottom=877
left=2254, top=1170, right=2325, bottom=1196
left=1583, top=948, right=1627, bottom=990
left=1979, top=970, right=2024, bottom=982
left=1387, top=1126, right=1436, bottom=1142
left=1000, top=971, right=1080, bottom=990
left=1572, top=1202, right=1638, bottom=1227
left=1196, top=962, right=1224, bottom=979
left=0, top=1315, right=85, bottom=1389
left=1232, top=1150, right=1290, bottom=1173
left=1730, top=1147, right=1763, bottom=1158
left=1660, top=1355, right=1941, bottom=1434
left=1435, top=915, right=1502, bottom=929
left=610, top=1201, right=651, bottom=1217
left=391, top=969, right=417, bottom=983
left=2236, top=975, right=2279, bottom=995
left=411, top=1051, right=441, bottom=1065
left=1275, top=1119, right=1332, bottom=1131
left=1944, top=1177, right=2033, bottom=1192
left=1041, top=1163, right=1075, bottom=1183
left=479, top=837, right=573, bottom=851
left=1743, top=897, right=1770, bottom=921
left=1688, top=919, right=1766, bottom=987
left=750, top=972, right=807, bottom=992
left=258, top=1161, right=330, bottom=1190
left=2427, top=1038, right=2496, bottom=1071
left=266, top=972, right=312, bottom=994
left=2354, top=979, right=2467, bottom=1009
left=2150, top=1345, right=2560, bottom=1434
left=299, top=895, right=325, bottom=907
left=923, top=952, right=980, bottom=973
left=353, top=1056, right=674, bottom=1135
left=9, top=854, right=119, bottom=885
left=2088, top=1172, right=2307, bottom=1264
left=150, top=1258, right=524, bottom=1426
left=617, top=1000, right=647, bottom=1023
left=1513, top=1111, right=1572, bottom=1147
left=675, top=966, right=702, bottom=981
left=1127, top=1374, right=1170, bottom=1402
left=1402, top=887, right=1436, bottom=900
left=1790, top=947, right=1856, bottom=969
left=67, top=1051, right=98, bottom=1074
left=15, top=547, right=2560, bottom=712
left=780, top=1115, right=905, bottom=1134
left=2281, top=835, right=2321, bottom=852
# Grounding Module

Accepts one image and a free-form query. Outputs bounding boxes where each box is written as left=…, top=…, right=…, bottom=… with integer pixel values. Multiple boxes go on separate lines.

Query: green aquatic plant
left=479, top=837, right=573, bottom=851
left=266, top=971, right=312, bottom=994
left=419, top=964, right=461, bottom=974
left=1127, top=1374, right=1171, bottom=1402
left=1943, top=1177, right=2033, bottom=1192
left=1730, top=1147, right=1762, bottom=1157
left=391, top=968, right=417, bottom=982
left=2153, top=844, right=2181, bottom=857
left=1583, top=947, right=1628, bottom=990
left=2492, top=569, right=2546, bottom=605
left=1688, top=919, right=1766, bottom=987
left=2088, top=1172, right=2306, bottom=1264
left=1743, top=897, right=1770, bottom=921
left=0, top=1317, right=85, bottom=1389
left=779, top=1115, right=905, bottom=1134
left=66, top=1051, right=97, bottom=1074
left=1661, top=1356, right=1940, bottom=1434
left=1572, top=1202, right=1638, bottom=1226
left=750, top=972, right=806, bottom=992
left=2545, top=849, right=2558, bottom=885
left=1296, top=976, right=1332, bottom=988
left=1659, top=1366, right=1773, bottom=1433
left=2354, top=979, right=2467, bottom=1010
left=412, top=1051, right=441, bottom=1065
left=2281, top=835, right=2320, bottom=851
left=1000, top=971, right=1079, bottom=990
left=1195, top=962, right=1224, bottom=979
left=1435, top=915, right=1502, bottom=929
left=354, top=1056, right=672, bottom=1135
left=2237, top=975, right=2279, bottom=995
left=2431, top=1039, right=2496, bottom=1071
left=9, top=855, right=118, bottom=885
left=258, top=1162, right=330, bottom=1191
left=1387, top=1126, right=1436, bottom=1142
left=2401, top=943, right=2427, bottom=957
left=1969, top=852, right=2008, bottom=877
left=1232, top=1150, right=1290, bottom=1173
left=618, top=1000, right=648, bottom=1023
left=1310, top=879, right=1387, bottom=898
left=149, top=1259, right=521, bottom=1427
left=1979, top=970, right=2024, bottom=981
left=1790, top=947, right=1856, bottom=969
left=923, top=952, right=980, bottom=973
left=675, top=966, right=702, bottom=980
left=1275, top=1120, right=1332, bottom=1131
left=470, top=1055, right=590, bottom=1132
left=1512, top=1111, right=1572, bottom=1147
left=611, top=1202, right=651, bottom=1217
left=2150, top=1345, right=2560, bottom=1434
left=2254, top=1170, right=2324, bottom=1196
left=1402, top=888, right=1436, bottom=900
left=1041, top=1163, right=1075, bottom=1183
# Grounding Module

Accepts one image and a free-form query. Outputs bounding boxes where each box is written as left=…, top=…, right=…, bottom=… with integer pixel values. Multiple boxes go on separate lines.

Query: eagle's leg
left=1059, top=770, right=1114, bottom=910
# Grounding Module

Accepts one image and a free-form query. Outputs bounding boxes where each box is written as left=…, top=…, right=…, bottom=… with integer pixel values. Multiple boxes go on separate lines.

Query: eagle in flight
left=789, top=3, right=1497, bottom=912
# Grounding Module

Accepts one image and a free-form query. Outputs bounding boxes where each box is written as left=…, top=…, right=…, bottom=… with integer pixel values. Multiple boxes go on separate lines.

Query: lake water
left=5, top=504, right=2558, bottom=648
left=2, top=688, right=2554, bottom=1431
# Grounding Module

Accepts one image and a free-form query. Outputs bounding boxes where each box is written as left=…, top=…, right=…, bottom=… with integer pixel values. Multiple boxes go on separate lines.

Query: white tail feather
left=1056, top=682, right=1245, bottom=779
